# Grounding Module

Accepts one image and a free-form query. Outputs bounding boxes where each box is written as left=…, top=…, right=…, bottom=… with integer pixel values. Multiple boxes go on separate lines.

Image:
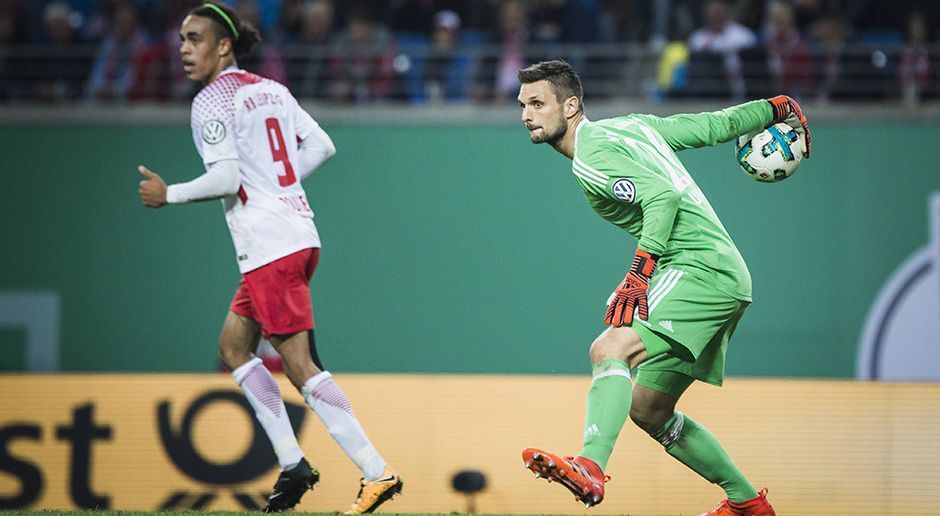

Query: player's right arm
left=290, top=95, right=336, bottom=180
left=577, top=143, right=680, bottom=256
left=576, top=140, right=679, bottom=326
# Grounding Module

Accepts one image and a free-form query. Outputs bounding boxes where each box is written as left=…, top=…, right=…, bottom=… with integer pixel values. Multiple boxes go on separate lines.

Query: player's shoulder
left=574, top=116, right=652, bottom=175
left=193, top=71, right=283, bottom=108
left=580, top=115, right=646, bottom=136
left=582, top=115, right=665, bottom=148
left=576, top=116, right=638, bottom=154
left=572, top=121, right=617, bottom=174
left=575, top=119, right=607, bottom=144
left=194, top=71, right=294, bottom=124
left=573, top=120, right=608, bottom=159
left=600, top=114, right=657, bottom=130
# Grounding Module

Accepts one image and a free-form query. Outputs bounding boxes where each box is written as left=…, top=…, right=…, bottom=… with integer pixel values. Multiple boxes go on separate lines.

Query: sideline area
left=2, top=374, right=938, bottom=514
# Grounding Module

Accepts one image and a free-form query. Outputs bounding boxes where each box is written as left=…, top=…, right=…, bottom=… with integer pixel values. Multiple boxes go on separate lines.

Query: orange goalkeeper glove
left=768, top=95, right=811, bottom=158
left=605, top=249, right=659, bottom=327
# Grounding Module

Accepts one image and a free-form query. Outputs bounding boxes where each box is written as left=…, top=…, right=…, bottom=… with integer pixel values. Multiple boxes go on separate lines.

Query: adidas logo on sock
left=584, top=424, right=601, bottom=437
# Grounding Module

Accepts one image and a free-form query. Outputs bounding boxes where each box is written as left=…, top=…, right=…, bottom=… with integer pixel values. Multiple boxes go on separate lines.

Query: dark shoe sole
left=263, top=470, right=320, bottom=512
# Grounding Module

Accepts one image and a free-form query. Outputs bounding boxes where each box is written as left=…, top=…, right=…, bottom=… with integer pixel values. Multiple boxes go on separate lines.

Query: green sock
left=578, top=359, right=632, bottom=471
left=652, top=412, right=758, bottom=503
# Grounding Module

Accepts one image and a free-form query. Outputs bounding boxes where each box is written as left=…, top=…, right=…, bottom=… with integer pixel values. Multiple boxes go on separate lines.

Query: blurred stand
left=2, top=39, right=938, bottom=106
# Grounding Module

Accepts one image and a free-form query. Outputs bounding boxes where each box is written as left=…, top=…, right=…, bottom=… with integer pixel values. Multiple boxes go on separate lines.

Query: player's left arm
left=141, top=92, right=244, bottom=208
left=768, top=95, right=811, bottom=157
left=138, top=165, right=167, bottom=208
left=636, top=100, right=774, bottom=151
left=137, top=159, right=240, bottom=208
left=640, top=97, right=811, bottom=157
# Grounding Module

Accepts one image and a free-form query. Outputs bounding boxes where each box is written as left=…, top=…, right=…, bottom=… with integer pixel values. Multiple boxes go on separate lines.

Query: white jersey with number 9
left=191, top=67, right=324, bottom=273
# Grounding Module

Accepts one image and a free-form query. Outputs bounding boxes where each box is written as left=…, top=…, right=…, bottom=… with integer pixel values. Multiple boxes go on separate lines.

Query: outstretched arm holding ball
left=768, top=95, right=811, bottom=157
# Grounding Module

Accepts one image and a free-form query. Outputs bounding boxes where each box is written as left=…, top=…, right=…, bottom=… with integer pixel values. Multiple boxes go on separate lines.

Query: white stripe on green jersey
left=571, top=100, right=774, bottom=301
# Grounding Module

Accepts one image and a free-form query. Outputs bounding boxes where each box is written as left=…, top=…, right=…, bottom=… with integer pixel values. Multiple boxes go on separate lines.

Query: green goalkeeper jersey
left=571, top=100, right=773, bottom=301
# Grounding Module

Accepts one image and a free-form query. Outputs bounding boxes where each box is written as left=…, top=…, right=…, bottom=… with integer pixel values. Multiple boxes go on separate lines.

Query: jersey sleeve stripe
left=572, top=168, right=607, bottom=188
left=573, top=161, right=608, bottom=183
left=572, top=161, right=608, bottom=185
left=573, top=156, right=610, bottom=180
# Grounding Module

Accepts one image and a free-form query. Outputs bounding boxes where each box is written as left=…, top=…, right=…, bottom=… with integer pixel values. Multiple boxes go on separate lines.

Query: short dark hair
left=518, top=60, right=584, bottom=112
left=190, top=2, right=262, bottom=60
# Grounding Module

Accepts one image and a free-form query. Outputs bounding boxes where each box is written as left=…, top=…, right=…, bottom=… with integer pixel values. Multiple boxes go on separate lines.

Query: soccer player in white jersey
left=137, top=3, right=401, bottom=513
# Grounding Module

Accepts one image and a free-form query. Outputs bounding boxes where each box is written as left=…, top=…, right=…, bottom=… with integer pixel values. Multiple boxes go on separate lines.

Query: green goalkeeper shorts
left=631, top=267, right=750, bottom=388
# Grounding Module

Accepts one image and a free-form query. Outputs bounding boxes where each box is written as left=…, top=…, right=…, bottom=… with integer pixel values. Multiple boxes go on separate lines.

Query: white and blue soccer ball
left=735, top=122, right=804, bottom=183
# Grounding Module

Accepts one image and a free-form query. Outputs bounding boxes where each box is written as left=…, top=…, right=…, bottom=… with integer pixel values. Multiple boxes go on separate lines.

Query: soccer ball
left=735, top=122, right=804, bottom=183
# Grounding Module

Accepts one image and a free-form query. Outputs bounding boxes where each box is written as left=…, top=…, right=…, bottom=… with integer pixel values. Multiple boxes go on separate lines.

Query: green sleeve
left=634, top=100, right=773, bottom=151
left=633, top=180, right=679, bottom=256
left=580, top=147, right=679, bottom=256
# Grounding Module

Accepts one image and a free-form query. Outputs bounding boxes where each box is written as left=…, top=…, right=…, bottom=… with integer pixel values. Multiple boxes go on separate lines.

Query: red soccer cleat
left=521, top=447, right=609, bottom=508
left=700, top=488, right=776, bottom=516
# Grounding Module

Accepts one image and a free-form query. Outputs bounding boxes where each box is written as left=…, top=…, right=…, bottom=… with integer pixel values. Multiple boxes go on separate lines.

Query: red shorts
left=230, top=248, right=320, bottom=339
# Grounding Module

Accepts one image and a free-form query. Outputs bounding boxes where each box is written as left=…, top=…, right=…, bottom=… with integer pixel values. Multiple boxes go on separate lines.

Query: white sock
left=302, top=371, right=387, bottom=480
left=232, top=357, right=305, bottom=470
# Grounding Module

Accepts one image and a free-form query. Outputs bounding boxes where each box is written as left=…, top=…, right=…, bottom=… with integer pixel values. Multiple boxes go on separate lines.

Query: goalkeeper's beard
left=529, top=116, right=567, bottom=146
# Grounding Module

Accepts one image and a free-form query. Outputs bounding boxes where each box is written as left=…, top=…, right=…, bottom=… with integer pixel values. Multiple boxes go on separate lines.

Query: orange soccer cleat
left=521, top=447, right=609, bottom=508
left=700, top=488, right=776, bottom=516
left=344, top=465, right=403, bottom=514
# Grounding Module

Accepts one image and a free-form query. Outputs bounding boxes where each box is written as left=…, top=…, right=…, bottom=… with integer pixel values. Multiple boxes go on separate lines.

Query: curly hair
left=189, top=2, right=262, bottom=60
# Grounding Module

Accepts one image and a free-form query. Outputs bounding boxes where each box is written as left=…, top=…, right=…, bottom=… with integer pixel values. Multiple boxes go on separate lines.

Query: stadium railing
left=1, top=41, right=938, bottom=105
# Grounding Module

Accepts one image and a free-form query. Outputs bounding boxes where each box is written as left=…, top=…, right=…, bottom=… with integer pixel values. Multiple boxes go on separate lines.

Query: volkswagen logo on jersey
left=611, top=178, right=636, bottom=203
left=202, top=120, right=226, bottom=144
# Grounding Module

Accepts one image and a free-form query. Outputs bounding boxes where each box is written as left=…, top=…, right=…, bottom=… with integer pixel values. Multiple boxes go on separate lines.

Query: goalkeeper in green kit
left=517, top=60, right=811, bottom=515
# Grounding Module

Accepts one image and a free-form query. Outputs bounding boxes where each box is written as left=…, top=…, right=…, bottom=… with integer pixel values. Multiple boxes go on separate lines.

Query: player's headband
left=201, top=3, right=239, bottom=41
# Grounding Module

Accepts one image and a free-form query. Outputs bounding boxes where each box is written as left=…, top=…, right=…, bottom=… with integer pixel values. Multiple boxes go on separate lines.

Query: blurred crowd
left=0, top=0, right=937, bottom=105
